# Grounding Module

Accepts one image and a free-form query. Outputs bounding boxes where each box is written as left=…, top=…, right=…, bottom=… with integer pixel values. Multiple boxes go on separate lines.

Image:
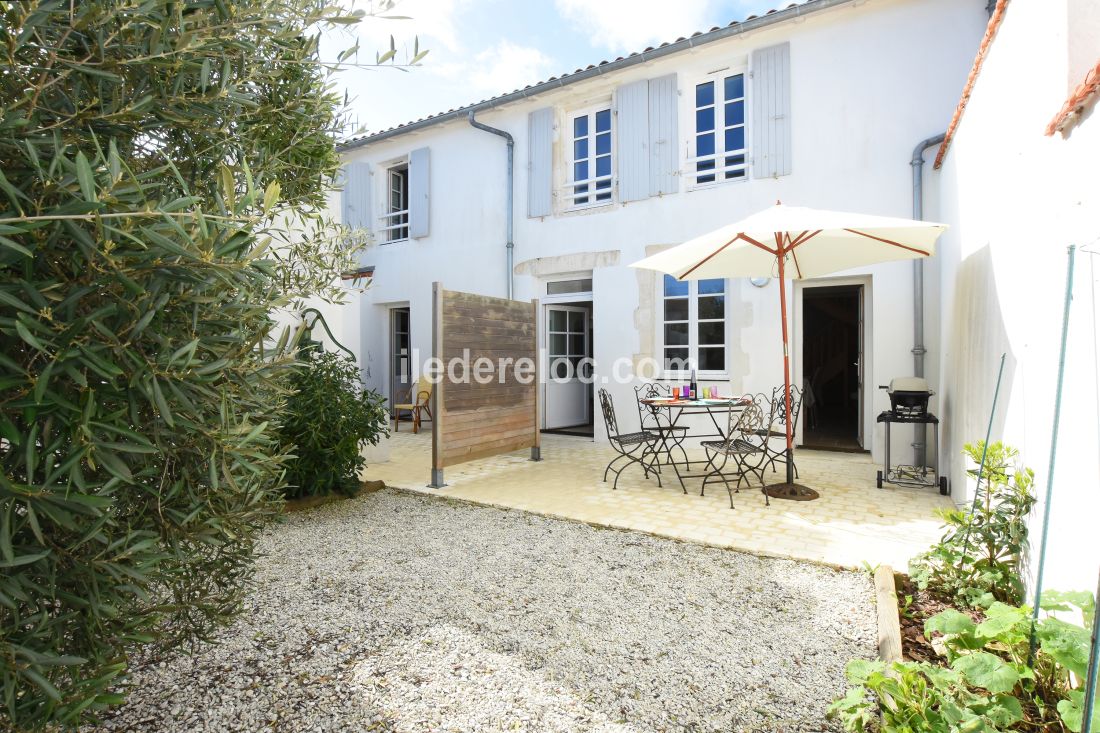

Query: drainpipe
left=911, top=132, right=945, bottom=467
left=468, top=111, right=515, bottom=300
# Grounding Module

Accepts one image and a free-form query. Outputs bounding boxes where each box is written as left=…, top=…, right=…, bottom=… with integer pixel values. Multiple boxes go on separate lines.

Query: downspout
left=468, top=111, right=515, bottom=299
left=910, top=132, right=946, bottom=466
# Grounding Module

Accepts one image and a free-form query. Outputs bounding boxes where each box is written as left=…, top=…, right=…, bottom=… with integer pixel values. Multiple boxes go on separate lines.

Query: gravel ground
left=88, top=488, right=876, bottom=733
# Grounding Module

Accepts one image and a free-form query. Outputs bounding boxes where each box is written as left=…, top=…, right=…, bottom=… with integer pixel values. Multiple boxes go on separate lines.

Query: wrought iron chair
left=757, top=385, right=804, bottom=478
left=700, top=401, right=769, bottom=508
left=598, top=388, right=662, bottom=489
left=634, top=383, right=690, bottom=493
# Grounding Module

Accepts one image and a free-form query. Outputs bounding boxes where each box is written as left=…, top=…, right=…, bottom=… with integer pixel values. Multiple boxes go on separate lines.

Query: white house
left=932, top=0, right=1100, bottom=601
left=333, top=0, right=988, bottom=470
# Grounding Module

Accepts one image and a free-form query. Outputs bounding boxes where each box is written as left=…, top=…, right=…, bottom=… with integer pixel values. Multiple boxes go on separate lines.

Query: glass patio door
left=545, top=305, right=591, bottom=429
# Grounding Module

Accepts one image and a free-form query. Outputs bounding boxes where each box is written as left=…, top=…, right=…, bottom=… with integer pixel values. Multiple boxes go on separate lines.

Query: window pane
left=698, top=294, right=725, bottom=320
left=695, top=81, right=714, bottom=107
left=664, top=298, right=688, bottom=321
left=664, top=322, right=689, bottom=346
left=724, top=74, right=744, bottom=100
left=569, top=333, right=585, bottom=355
left=663, top=275, right=688, bottom=297
left=698, top=320, right=724, bottom=345
left=547, top=278, right=592, bottom=295
left=573, top=115, right=588, bottom=137
left=696, top=133, right=715, bottom=157
left=724, top=154, right=746, bottom=180
left=573, top=160, right=588, bottom=182
left=574, top=138, right=588, bottom=161
left=550, top=333, right=566, bottom=356
left=725, top=100, right=745, bottom=127
left=664, top=348, right=689, bottom=369
left=595, top=108, right=611, bottom=132
left=724, top=126, right=745, bottom=153
left=596, top=155, right=611, bottom=177
left=696, top=106, right=715, bottom=132
left=553, top=359, right=569, bottom=379
left=596, top=131, right=611, bottom=155
left=698, top=279, right=725, bottom=294
left=549, top=310, right=566, bottom=331
left=568, top=310, right=585, bottom=331
left=699, top=347, right=725, bottom=371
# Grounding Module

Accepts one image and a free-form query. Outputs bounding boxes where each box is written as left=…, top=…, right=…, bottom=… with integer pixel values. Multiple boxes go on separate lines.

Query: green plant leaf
left=951, top=652, right=1020, bottom=693
left=75, top=151, right=97, bottom=201
left=926, top=608, right=978, bottom=637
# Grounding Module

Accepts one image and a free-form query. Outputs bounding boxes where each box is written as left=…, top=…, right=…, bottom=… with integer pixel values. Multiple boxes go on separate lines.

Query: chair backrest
left=721, top=401, right=765, bottom=449
left=415, top=376, right=433, bottom=405
left=598, top=388, right=619, bottom=438
left=770, top=384, right=804, bottom=434
left=633, top=383, right=672, bottom=431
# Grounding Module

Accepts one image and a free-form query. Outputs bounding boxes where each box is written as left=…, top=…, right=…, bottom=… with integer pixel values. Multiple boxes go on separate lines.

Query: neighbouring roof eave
left=1046, top=58, right=1100, bottom=136
left=336, top=0, right=857, bottom=153
left=933, top=0, right=1009, bottom=170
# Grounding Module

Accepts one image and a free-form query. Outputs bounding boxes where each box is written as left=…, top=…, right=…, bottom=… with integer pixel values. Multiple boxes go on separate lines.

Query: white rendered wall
left=342, top=0, right=987, bottom=464
left=935, top=0, right=1100, bottom=597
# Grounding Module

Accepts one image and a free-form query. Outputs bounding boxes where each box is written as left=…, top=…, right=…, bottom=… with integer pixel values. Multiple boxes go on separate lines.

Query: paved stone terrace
left=364, top=430, right=952, bottom=570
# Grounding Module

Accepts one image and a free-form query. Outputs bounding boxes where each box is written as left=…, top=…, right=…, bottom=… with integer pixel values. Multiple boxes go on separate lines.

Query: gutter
left=338, top=0, right=856, bottom=152
left=468, top=111, right=515, bottom=300
left=910, top=132, right=945, bottom=466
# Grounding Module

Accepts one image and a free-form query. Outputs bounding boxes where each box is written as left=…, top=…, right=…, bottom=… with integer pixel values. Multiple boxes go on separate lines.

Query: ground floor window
left=662, top=275, right=727, bottom=373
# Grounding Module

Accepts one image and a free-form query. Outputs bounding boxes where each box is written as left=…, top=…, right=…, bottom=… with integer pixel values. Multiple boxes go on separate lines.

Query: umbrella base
left=764, top=482, right=819, bottom=501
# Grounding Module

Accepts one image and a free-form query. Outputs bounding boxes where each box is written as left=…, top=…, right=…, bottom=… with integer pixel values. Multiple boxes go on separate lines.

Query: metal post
left=1083, top=568, right=1100, bottom=733
left=1029, top=245, right=1076, bottom=662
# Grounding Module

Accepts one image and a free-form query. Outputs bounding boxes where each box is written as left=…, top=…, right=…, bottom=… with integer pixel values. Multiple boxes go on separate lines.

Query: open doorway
left=543, top=301, right=593, bottom=436
left=389, top=307, right=411, bottom=418
left=801, top=285, right=864, bottom=451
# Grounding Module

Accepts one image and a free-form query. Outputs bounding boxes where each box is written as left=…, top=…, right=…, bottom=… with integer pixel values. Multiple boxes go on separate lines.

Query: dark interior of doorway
left=802, top=286, right=863, bottom=451
left=542, top=300, right=594, bottom=438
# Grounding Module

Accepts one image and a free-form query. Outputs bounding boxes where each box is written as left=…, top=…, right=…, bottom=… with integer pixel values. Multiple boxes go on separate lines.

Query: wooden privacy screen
left=430, top=283, right=540, bottom=487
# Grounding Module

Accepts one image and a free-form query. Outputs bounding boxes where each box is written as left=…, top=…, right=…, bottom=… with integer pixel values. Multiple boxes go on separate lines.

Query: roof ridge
left=338, top=0, right=853, bottom=151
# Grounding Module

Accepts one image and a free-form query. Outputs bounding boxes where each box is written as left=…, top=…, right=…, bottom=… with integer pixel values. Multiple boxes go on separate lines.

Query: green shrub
left=910, top=441, right=1036, bottom=608
left=0, top=1, right=362, bottom=727
left=279, top=350, right=388, bottom=498
left=828, top=595, right=1097, bottom=732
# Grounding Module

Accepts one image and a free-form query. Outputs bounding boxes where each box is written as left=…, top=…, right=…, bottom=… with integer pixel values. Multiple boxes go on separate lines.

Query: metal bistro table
left=640, top=396, right=750, bottom=491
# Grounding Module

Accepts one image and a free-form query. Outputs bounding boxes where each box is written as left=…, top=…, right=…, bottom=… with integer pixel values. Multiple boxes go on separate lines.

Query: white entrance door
left=545, top=305, right=591, bottom=429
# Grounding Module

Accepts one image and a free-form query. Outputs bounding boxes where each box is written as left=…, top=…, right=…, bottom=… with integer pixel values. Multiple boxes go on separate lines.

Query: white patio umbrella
left=631, top=202, right=947, bottom=497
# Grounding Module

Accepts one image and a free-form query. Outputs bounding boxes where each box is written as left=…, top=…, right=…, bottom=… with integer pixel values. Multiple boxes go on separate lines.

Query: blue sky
left=324, top=0, right=787, bottom=136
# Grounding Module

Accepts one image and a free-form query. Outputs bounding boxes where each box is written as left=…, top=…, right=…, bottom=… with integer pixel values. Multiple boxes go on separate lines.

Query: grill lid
left=889, top=377, right=931, bottom=394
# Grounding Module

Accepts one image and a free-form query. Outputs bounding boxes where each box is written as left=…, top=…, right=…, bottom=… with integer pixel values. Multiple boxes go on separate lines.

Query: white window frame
left=380, top=160, right=409, bottom=243
left=686, top=67, right=749, bottom=189
left=659, top=276, right=731, bottom=378
left=561, top=103, right=615, bottom=211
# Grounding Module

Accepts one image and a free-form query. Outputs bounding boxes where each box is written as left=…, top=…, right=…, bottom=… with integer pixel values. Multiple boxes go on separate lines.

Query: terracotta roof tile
left=934, top=0, right=1009, bottom=169
left=1046, top=58, right=1100, bottom=136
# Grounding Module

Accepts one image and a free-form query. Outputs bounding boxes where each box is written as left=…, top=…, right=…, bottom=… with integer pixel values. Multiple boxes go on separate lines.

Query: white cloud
left=468, top=41, right=556, bottom=96
left=554, top=0, right=719, bottom=53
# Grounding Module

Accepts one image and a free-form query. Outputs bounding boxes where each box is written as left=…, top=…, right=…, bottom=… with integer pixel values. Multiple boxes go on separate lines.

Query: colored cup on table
left=672, top=386, right=680, bottom=399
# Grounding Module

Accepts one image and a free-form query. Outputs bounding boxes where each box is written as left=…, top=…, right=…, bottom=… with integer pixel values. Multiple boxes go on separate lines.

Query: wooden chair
left=394, top=376, right=433, bottom=433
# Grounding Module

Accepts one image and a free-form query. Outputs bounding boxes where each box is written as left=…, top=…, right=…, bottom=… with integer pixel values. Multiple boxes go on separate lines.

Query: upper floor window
left=565, top=106, right=612, bottom=209
left=691, top=72, right=746, bottom=186
left=382, top=163, right=409, bottom=242
left=662, top=275, right=727, bottom=373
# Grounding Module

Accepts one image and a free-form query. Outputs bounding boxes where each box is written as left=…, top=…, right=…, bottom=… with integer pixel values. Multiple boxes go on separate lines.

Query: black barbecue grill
left=876, top=377, right=948, bottom=494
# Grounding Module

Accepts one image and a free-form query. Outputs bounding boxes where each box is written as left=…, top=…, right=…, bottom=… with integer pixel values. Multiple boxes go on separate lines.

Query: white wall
left=341, top=0, right=987, bottom=463
left=935, top=0, right=1100, bottom=597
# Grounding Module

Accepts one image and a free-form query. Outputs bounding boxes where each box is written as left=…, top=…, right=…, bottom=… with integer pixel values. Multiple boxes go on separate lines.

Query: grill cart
left=875, top=377, right=949, bottom=495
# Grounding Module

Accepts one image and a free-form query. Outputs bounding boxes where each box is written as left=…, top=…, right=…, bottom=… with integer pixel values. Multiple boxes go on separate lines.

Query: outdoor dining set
left=597, top=384, right=804, bottom=508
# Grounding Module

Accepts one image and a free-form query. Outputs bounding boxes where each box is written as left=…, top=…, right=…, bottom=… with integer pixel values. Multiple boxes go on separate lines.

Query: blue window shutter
left=647, top=74, right=679, bottom=196
left=342, top=161, right=371, bottom=230
left=409, top=147, right=430, bottom=238
left=527, top=107, right=553, bottom=217
left=616, top=79, right=649, bottom=203
left=752, top=42, right=791, bottom=178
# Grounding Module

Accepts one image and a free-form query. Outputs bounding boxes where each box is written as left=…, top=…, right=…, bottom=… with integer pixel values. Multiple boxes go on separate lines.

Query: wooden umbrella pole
left=777, top=245, right=795, bottom=485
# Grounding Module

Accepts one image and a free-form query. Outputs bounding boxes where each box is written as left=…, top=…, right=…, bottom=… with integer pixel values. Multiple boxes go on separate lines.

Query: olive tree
left=0, top=0, right=382, bottom=726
